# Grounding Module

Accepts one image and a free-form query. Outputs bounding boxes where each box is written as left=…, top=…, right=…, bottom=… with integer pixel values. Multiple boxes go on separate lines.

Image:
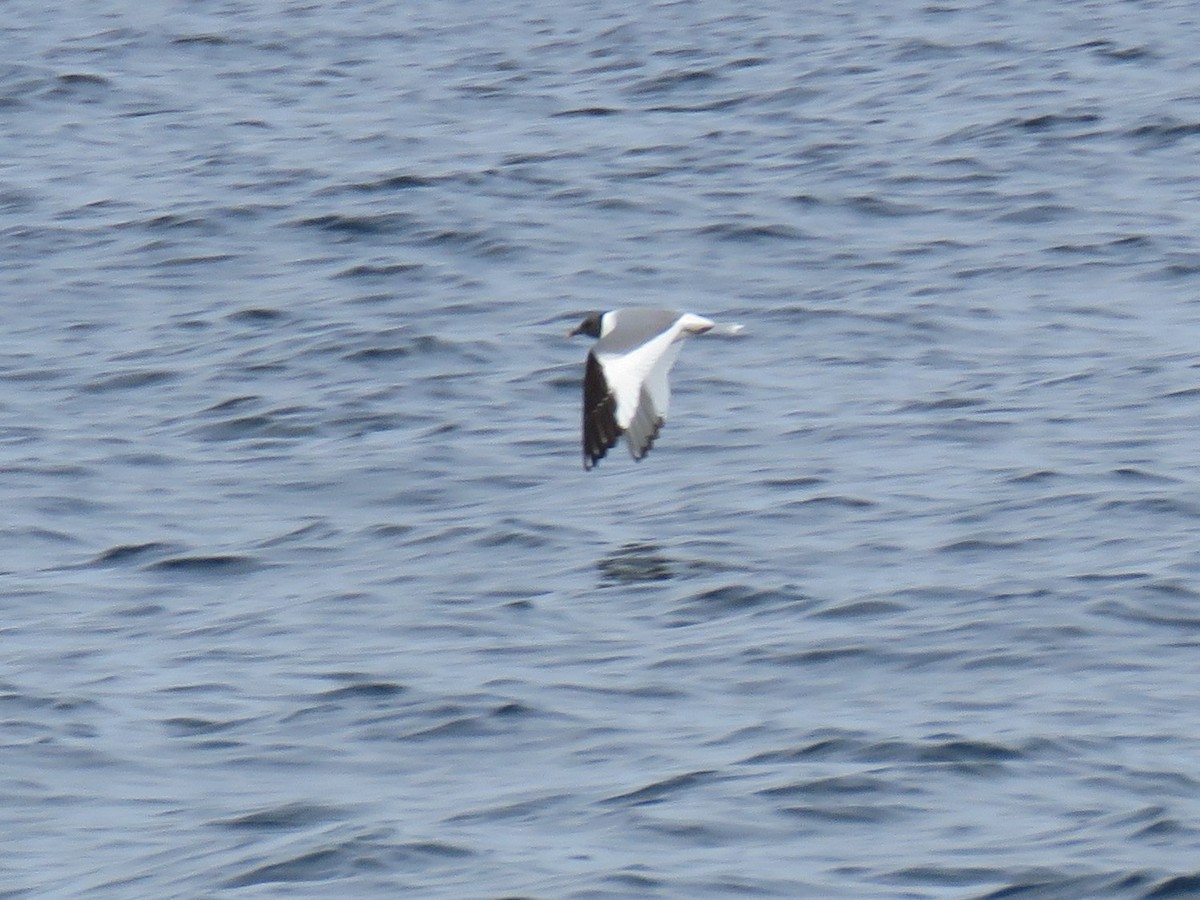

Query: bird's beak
left=567, top=326, right=580, bottom=337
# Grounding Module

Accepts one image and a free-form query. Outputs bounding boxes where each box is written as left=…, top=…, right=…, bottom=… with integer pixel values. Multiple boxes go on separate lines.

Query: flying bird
left=568, top=307, right=743, bottom=470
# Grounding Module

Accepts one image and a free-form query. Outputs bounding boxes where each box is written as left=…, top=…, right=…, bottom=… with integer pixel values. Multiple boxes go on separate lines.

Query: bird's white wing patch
left=594, top=322, right=681, bottom=429
left=643, top=338, right=683, bottom=420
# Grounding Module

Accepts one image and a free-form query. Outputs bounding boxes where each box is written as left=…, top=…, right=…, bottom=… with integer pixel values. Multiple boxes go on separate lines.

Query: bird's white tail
left=709, top=322, right=744, bottom=337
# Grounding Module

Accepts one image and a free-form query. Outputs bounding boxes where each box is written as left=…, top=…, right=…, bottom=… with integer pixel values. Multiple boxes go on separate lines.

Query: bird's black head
left=569, top=312, right=604, bottom=338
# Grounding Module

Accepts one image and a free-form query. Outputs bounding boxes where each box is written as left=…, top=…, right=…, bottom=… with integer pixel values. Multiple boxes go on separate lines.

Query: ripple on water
left=216, top=802, right=347, bottom=831
left=144, top=555, right=268, bottom=576
left=222, top=832, right=473, bottom=889
left=87, top=542, right=178, bottom=567
left=600, top=769, right=720, bottom=808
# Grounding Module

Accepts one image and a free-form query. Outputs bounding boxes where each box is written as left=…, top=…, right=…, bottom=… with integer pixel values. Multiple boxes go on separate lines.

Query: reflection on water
left=597, top=542, right=674, bottom=583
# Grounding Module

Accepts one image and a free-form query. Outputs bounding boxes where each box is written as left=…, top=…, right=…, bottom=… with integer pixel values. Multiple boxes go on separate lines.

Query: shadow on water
left=597, top=542, right=674, bottom=584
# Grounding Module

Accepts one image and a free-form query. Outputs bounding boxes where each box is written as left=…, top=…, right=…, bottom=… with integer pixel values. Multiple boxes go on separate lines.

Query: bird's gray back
left=596, top=308, right=682, bottom=355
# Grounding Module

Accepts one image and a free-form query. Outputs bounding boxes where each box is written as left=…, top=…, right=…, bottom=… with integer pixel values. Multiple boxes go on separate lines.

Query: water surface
left=4, top=1, right=1200, bottom=896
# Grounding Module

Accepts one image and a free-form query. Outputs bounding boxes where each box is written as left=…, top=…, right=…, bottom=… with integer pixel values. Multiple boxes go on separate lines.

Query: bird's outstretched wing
left=624, top=386, right=665, bottom=460
left=582, top=351, right=620, bottom=469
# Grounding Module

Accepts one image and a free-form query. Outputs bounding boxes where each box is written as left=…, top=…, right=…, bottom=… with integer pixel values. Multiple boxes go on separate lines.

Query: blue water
left=5, top=1, right=1200, bottom=896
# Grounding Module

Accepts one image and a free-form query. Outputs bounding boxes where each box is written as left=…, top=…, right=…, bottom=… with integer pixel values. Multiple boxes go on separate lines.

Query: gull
left=568, top=307, right=743, bottom=470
